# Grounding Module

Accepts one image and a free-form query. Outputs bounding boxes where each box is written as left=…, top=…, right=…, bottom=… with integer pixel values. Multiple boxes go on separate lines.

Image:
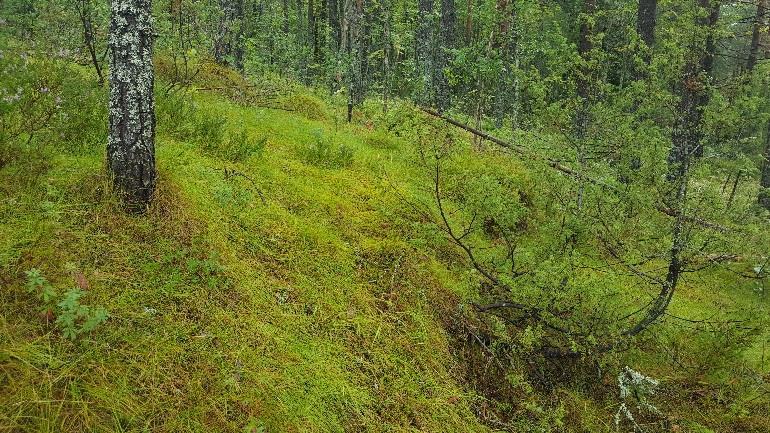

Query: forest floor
left=1, top=61, right=768, bottom=433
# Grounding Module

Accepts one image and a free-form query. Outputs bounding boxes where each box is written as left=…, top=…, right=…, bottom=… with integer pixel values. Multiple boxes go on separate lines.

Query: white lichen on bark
left=108, top=0, right=156, bottom=210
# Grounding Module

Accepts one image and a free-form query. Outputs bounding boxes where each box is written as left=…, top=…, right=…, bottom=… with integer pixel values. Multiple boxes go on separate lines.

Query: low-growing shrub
left=193, top=106, right=227, bottom=149
left=300, top=129, right=354, bottom=169
left=282, top=92, right=328, bottom=121
left=220, top=128, right=267, bottom=162
left=364, top=129, right=398, bottom=150
left=156, top=89, right=196, bottom=137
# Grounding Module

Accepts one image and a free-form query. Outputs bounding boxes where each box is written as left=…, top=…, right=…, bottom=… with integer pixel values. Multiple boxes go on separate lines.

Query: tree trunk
left=727, top=170, right=743, bottom=208
left=747, top=0, right=768, bottom=71
left=214, top=0, right=244, bottom=69
left=297, top=0, right=308, bottom=81
left=346, top=0, right=365, bottom=120
left=691, top=0, right=720, bottom=158
left=434, top=0, right=456, bottom=112
left=233, top=0, right=245, bottom=71
left=667, top=65, right=705, bottom=179
left=108, top=0, right=156, bottom=211
left=382, top=0, right=391, bottom=112
left=637, top=0, right=657, bottom=48
left=699, top=0, right=720, bottom=76
left=464, top=0, right=472, bottom=44
left=575, top=0, right=597, bottom=210
left=760, top=121, right=770, bottom=210
left=492, top=0, right=517, bottom=129
left=318, top=0, right=327, bottom=65
left=282, top=0, right=290, bottom=34
left=416, top=0, right=435, bottom=105
left=329, top=0, right=340, bottom=51
left=308, top=0, right=318, bottom=74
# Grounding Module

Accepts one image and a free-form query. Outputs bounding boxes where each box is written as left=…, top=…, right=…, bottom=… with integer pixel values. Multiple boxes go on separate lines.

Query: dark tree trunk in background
left=637, top=0, right=657, bottom=48
left=108, top=0, right=156, bottom=211
left=297, top=0, right=308, bottom=81
left=743, top=0, right=770, bottom=209
left=346, top=0, right=365, bottom=121
left=362, top=1, right=371, bottom=94
left=747, top=0, right=767, bottom=71
left=691, top=0, right=720, bottom=158
left=574, top=0, right=597, bottom=209
left=214, top=0, right=230, bottom=64
left=636, top=0, right=657, bottom=76
left=760, top=122, right=770, bottom=210
left=493, top=0, right=518, bottom=129
left=699, top=0, right=720, bottom=76
left=329, top=0, right=341, bottom=50
left=576, top=0, right=596, bottom=103
left=382, top=0, right=392, bottom=112
left=318, top=0, right=327, bottom=65
left=464, top=0, right=472, bottom=44
left=282, top=0, right=290, bottom=34
left=233, top=0, right=245, bottom=71
left=308, top=0, right=318, bottom=71
left=434, top=0, right=455, bottom=112
left=416, top=0, right=434, bottom=105
left=214, top=0, right=244, bottom=69
left=667, top=1, right=720, bottom=181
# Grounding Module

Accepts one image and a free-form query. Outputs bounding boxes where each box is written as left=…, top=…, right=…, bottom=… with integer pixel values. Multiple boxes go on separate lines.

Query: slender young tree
left=761, top=124, right=770, bottom=210
left=492, top=0, right=519, bottom=129
left=574, top=0, right=597, bottom=209
left=74, top=0, right=104, bottom=85
left=382, top=0, right=392, bottom=112
left=346, top=0, right=365, bottom=121
left=416, top=0, right=434, bottom=105
left=747, top=0, right=767, bottom=71
left=434, top=0, right=455, bottom=112
left=108, top=0, right=156, bottom=211
left=328, top=0, right=341, bottom=51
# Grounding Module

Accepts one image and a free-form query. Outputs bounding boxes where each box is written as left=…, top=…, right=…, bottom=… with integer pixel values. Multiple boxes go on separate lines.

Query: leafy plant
left=55, top=288, right=109, bottom=340
left=24, top=268, right=109, bottom=340
left=24, top=268, right=57, bottom=311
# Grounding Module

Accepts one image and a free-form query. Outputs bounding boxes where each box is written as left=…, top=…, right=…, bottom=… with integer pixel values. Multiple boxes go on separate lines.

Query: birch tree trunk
left=108, top=0, right=156, bottom=211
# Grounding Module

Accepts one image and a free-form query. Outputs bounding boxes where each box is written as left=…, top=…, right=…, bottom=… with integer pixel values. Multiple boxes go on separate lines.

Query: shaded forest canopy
left=1, top=0, right=770, bottom=432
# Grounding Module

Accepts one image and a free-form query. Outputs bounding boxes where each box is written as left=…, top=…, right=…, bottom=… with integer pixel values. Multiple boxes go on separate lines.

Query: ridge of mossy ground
left=0, top=87, right=493, bottom=432
left=1, top=63, right=768, bottom=432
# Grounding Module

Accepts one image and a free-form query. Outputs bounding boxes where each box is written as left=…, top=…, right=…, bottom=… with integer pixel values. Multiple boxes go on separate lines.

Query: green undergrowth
left=0, top=68, right=492, bottom=432
left=1, top=57, right=769, bottom=433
